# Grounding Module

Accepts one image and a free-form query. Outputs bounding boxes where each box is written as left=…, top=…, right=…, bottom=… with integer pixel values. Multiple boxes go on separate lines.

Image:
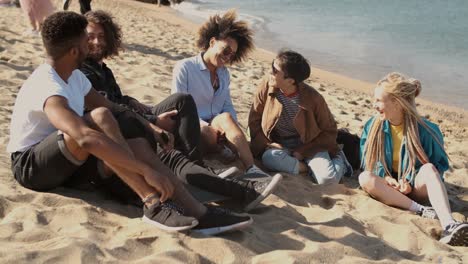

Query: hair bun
left=408, top=78, right=422, bottom=97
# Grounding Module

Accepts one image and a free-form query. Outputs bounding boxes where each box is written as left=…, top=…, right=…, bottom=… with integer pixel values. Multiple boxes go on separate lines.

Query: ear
left=285, top=77, right=295, bottom=86
left=69, top=46, right=79, bottom=57
left=209, top=37, right=217, bottom=48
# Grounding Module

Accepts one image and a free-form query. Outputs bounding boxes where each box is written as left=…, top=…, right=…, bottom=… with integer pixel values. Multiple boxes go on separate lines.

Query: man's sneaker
left=439, top=222, right=468, bottom=246
left=244, top=164, right=271, bottom=180
left=243, top=173, right=282, bottom=212
left=210, top=166, right=240, bottom=179
left=142, top=200, right=198, bottom=232
left=192, top=205, right=253, bottom=236
left=63, top=0, right=71, bottom=10
left=417, top=206, right=438, bottom=219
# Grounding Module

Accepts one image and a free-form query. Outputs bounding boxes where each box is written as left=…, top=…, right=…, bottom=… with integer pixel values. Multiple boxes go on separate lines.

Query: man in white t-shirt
left=7, top=11, right=253, bottom=235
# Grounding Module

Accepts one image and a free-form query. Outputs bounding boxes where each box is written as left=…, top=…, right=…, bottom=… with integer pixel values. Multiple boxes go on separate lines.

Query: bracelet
left=142, top=193, right=159, bottom=203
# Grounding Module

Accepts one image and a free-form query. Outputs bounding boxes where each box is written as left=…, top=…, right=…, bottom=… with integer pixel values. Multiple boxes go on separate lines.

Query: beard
left=87, top=43, right=106, bottom=62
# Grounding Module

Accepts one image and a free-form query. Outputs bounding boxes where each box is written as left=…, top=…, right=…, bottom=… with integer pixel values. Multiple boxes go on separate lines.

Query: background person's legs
left=78, top=0, right=91, bottom=14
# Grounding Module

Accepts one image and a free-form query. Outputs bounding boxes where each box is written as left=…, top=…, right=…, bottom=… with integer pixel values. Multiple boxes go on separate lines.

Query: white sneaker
left=244, top=165, right=271, bottom=179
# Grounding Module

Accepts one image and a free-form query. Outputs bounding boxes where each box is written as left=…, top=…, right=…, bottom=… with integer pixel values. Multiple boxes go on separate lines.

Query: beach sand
left=0, top=0, right=467, bottom=262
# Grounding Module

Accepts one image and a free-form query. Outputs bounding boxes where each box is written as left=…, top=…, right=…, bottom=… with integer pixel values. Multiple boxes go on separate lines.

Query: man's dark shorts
left=10, top=131, right=100, bottom=191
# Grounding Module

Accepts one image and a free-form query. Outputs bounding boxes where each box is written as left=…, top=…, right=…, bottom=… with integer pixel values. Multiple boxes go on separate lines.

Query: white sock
left=409, top=200, right=424, bottom=213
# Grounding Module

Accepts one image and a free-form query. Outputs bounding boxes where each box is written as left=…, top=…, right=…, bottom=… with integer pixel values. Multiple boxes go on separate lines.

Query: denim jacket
left=360, top=116, right=449, bottom=183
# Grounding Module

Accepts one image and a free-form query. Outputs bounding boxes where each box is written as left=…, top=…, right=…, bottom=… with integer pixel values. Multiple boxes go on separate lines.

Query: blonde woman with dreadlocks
left=172, top=10, right=282, bottom=185
left=359, top=72, right=467, bottom=246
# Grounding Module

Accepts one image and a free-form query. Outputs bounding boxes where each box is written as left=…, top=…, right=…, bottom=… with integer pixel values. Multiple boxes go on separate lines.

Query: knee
left=216, top=112, right=235, bottom=124
left=89, top=107, right=115, bottom=125
left=417, top=163, right=440, bottom=183
left=358, top=171, right=376, bottom=191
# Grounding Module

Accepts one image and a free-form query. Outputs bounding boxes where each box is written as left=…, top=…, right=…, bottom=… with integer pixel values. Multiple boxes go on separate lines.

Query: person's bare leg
left=78, top=108, right=161, bottom=201
left=127, top=138, right=207, bottom=218
left=410, top=163, right=455, bottom=228
left=211, top=113, right=254, bottom=169
left=358, top=171, right=413, bottom=209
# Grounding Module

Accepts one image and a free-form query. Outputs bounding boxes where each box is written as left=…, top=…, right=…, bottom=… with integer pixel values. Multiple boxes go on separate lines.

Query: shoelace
left=161, top=201, right=185, bottom=216
left=207, top=205, right=232, bottom=216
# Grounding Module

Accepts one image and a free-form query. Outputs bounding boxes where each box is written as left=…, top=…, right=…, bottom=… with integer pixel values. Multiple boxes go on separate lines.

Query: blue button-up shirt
left=171, top=53, right=237, bottom=123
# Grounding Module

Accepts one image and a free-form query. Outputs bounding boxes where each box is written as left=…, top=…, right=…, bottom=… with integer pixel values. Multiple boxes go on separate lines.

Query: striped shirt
left=273, top=91, right=301, bottom=139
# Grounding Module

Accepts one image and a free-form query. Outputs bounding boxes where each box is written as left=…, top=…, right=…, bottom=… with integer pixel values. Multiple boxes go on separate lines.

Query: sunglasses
left=221, top=45, right=236, bottom=59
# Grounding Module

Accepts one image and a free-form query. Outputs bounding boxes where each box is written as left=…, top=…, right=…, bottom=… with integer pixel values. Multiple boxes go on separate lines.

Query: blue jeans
left=261, top=137, right=347, bottom=184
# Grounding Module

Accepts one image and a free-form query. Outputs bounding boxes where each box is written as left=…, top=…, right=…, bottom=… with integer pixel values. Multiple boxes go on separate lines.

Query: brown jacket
left=248, top=78, right=339, bottom=159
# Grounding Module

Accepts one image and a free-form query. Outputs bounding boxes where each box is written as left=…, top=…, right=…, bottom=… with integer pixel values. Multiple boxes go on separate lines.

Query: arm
left=171, top=61, right=189, bottom=94
left=248, top=79, right=271, bottom=157
left=44, top=95, right=153, bottom=177
left=293, top=95, right=338, bottom=157
left=85, top=89, right=174, bottom=151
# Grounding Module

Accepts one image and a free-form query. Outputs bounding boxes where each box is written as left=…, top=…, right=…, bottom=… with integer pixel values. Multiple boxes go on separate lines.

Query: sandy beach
left=0, top=0, right=467, bottom=262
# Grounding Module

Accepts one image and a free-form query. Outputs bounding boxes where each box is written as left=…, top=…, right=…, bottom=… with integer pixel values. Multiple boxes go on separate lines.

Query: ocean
left=172, top=0, right=468, bottom=109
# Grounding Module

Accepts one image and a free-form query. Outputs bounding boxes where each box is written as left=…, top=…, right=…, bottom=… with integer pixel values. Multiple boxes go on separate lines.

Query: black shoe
left=142, top=200, right=198, bottom=232
left=439, top=222, right=468, bottom=246
left=243, top=173, right=282, bottom=212
left=193, top=205, right=253, bottom=236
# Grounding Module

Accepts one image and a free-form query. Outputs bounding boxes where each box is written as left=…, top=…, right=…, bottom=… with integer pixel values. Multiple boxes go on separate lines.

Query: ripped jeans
left=261, top=137, right=347, bottom=184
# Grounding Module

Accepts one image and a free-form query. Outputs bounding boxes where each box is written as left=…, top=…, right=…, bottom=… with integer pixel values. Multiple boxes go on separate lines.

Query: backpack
left=337, top=128, right=361, bottom=170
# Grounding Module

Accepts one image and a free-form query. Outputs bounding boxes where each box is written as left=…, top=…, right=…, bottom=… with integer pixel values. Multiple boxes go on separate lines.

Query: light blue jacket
left=360, top=117, right=449, bottom=183
left=171, top=53, right=237, bottom=123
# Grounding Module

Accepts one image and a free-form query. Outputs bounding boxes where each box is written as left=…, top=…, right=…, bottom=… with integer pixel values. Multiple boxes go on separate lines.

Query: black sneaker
left=142, top=200, right=198, bottom=232
left=439, top=222, right=468, bottom=246
left=243, top=173, right=282, bottom=212
left=193, top=205, right=253, bottom=236
left=417, top=206, right=438, bottom=219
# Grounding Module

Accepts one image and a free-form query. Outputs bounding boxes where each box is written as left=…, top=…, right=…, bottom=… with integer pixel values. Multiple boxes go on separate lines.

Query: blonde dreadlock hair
left=363, top=72, right=446, bottom=183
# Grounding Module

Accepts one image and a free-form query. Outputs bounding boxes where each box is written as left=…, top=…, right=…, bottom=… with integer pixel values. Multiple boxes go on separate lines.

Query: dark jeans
left=79, top=0, right=92, bottom=14
left=151, top=93, right=203, bottom=163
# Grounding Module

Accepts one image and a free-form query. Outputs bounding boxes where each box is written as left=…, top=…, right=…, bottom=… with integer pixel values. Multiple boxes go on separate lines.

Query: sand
left=0, top=0, right=467, bottom=263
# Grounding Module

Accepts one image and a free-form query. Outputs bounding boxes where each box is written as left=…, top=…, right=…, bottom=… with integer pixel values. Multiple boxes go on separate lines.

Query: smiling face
left=208, top=37, right=238, bottom=67
left=86, top=22, right=107, bottom=61
left=373, top=85, right=404, bottom=124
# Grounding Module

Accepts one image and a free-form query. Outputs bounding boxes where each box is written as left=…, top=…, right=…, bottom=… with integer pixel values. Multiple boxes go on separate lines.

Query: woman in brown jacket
left=249, top=50, right=351, bottom=184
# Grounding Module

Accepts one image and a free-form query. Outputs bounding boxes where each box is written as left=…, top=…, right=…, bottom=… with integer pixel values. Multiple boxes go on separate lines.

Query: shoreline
left=132, top=0, right=467, bottom=117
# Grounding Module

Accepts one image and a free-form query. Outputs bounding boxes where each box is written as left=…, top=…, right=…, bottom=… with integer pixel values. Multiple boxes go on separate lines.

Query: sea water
left=173, top=0, right=468, bottom=109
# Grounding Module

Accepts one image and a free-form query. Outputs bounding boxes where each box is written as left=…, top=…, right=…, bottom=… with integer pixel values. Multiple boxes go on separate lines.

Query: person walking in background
left=359, top=72, right=467, bottom=246
left=19, top=0, right=54, bottom=35
left=249, top=50, right=352, bottom=184
left=63, top=0, right=91, bottom=14
left=172, top=10, right=273, bottom=179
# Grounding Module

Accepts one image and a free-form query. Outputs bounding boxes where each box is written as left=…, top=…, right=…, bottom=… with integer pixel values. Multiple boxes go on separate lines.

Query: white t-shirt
left=7, top=63, right=92, bottom=153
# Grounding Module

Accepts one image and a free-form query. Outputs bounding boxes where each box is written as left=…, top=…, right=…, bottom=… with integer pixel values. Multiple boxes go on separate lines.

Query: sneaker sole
left=142, top=215, right=198, bottom=232
left=439, top=224, right=468, bottom=246
left=193, top=217, right=253, bottom=236
left=244, top=173, right=282, bottom=212
left=217, top=167, right=241, bottom=179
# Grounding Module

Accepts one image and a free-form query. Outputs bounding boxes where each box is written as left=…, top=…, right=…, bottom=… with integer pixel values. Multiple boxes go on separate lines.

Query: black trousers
left=104, top=107, right=247, bottom=205
left=151, top=93, right=203, bottom=163
left=79, top=0, right=92, bottom=14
